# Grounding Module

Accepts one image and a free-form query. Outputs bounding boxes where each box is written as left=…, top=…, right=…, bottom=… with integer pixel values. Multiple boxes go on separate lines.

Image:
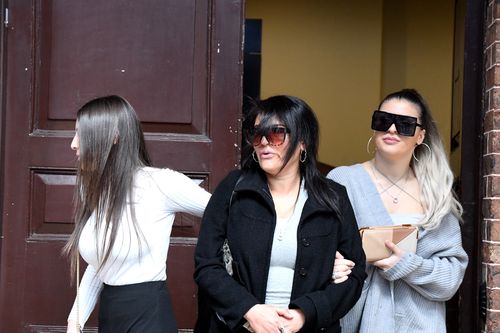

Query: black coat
left=194, top=169, right=366, bottom=333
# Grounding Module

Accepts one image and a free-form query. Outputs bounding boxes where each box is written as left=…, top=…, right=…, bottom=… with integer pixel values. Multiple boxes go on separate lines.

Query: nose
left=259, top=135, right=270, bottom=146
left=70, top=134, right=79, bottom=151
left=387, top=123, right=397, bottom=133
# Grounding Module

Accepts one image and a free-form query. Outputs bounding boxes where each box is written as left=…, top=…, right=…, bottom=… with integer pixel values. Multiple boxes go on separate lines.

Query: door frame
left=457, top=0, right=486, bottom=332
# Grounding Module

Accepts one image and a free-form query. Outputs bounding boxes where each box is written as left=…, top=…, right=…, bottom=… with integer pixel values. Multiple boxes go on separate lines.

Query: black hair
left=242, top=95, right=340, bottom=215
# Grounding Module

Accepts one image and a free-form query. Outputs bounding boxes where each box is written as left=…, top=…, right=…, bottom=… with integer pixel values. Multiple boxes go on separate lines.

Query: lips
left=382, top=136, right=400, bottom=144
left=258, top=151, right=274, bottom=159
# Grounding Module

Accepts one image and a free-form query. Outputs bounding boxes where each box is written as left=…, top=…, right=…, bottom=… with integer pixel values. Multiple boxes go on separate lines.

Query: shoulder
left=327, top=164, right=368, bottom=189
left=324, top=176, right=348, bottom=195
left=327, top=164, right=360, bottom=181
left=426, top=212, right=462, bottom=235
left=323, top=178, right=351, bottom=210
left=137, top=167, right=206, bottom=196
left=327, top=164, right=358, bottom=187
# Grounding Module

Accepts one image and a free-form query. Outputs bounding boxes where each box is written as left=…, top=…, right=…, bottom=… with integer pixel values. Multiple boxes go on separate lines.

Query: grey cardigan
left=327, top=164, right=468, bottom=333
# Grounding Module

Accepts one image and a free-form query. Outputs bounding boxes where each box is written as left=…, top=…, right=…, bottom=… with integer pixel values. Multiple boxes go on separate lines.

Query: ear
left=299, top=141, right=306, bottom=151
left=417, top=128, right=426, bottom=145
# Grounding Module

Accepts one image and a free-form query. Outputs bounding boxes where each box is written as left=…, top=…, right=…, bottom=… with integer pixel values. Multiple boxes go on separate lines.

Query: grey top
left=328, top=164, right=468, bottom=333
left=265, top=181, right=308, bottom=308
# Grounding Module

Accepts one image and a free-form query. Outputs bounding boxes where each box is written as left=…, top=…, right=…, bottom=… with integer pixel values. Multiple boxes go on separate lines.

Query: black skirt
left=98, top=280, right=177, bottom=333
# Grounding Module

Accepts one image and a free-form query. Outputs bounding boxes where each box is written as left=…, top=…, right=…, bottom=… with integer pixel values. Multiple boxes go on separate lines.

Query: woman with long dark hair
left=194, top=95, right=366, bottom=333
left=64, top=95, right=211, bottom=333
left=328, top=89, right=468, bottom=332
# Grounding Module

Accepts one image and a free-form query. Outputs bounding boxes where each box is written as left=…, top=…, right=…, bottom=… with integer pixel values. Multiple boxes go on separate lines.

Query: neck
left=372, top=155, right=411, bottom=180
left=267, top=171, right=301, bottom=196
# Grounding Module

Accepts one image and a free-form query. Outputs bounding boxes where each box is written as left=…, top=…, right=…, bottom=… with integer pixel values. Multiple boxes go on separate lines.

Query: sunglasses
left=246, top=125, right=291, bottom=146
left=371, top=110, right=424, bottom=136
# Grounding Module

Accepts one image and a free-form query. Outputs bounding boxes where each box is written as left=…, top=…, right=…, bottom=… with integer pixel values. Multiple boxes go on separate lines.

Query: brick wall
left=484, top=1, right=500, bottom=331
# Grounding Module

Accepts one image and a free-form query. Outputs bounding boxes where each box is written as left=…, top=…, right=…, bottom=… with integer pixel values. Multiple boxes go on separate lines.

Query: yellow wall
left=381, top=0, right=455, bottom=154
left=246, top=0, right=456, bottom=167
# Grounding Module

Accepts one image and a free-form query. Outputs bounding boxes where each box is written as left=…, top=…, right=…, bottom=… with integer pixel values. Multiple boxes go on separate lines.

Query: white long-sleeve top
left=68, top=167, right=211, bottom=328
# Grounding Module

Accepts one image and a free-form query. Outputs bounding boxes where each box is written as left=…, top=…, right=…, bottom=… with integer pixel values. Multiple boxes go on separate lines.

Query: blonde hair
left=380, top=89, right=463, bottom=229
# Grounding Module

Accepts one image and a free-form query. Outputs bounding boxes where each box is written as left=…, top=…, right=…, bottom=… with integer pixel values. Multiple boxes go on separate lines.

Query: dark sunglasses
left=371, top=110, right=424, bottom=136
left=246, top=125, right=291, bottom=146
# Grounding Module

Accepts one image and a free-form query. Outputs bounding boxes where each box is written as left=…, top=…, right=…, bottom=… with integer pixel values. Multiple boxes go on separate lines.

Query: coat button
left=299, top=267, right=307, bottom=277
left=319, top=328, right=326, bottom=332
left=301, top=238, right=310, bottom=247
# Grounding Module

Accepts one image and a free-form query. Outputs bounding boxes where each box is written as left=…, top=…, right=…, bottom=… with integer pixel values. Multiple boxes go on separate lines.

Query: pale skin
left=70, top=121, right=80, bottom=158
left=367, top=98, right=426, bottom=217
left=341, top=98, right=427, bottom=270
left=368, top=98, right=425, bottom=269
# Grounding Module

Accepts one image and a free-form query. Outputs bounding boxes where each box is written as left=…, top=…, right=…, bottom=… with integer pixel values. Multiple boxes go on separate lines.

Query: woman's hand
left=372, top=240, right=404, bottom=270
left=331, top=251, right=354, bottom=284
left=281, top=309, right=305, bottom=333
left=66, top=320, right=80, bottom=333
left=244, top=304, right=293, bottom=333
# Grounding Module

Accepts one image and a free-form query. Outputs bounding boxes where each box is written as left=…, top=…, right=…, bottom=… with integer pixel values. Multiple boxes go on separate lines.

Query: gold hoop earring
left=300, top=150, right=307, bottom=163
left=413, top=142, right=432, bottom=162
left=252, top=150, right=259, bottom=163
left=366, top=136, right=375, bottom=154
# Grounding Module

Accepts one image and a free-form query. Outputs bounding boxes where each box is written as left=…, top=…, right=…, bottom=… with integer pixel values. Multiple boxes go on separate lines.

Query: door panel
left=0, top=0, right=243, bottom=332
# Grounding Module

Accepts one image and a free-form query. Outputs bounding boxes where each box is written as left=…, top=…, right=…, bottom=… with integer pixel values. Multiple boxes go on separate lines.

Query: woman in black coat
left=194, top=95, right=366, bottom=333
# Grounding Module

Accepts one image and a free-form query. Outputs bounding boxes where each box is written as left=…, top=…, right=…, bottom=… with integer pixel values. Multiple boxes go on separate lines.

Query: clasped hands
left=244, top=304, right=304, bottom=333
left=243, top=245, right=405, bottom=333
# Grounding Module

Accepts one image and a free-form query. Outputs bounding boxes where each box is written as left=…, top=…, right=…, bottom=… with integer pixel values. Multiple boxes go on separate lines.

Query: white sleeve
left=67, top=264, right=103, bottom=329
left=157, top=168, right=211, bottom=217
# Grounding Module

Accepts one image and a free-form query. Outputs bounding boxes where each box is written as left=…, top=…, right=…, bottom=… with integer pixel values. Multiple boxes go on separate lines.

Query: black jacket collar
left=233, top=169, right=334, bottom=220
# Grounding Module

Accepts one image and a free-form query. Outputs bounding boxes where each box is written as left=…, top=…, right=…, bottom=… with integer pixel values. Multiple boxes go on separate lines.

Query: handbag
left=359, top=224, right=418, bottom=262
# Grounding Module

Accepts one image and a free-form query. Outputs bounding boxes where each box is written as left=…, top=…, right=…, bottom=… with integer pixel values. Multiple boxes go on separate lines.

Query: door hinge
left=4, top=8, right=8, bottom=28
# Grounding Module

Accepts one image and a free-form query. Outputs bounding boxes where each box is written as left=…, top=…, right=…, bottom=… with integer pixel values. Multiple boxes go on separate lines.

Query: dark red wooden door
left=0, top=1, right=243, bottom=332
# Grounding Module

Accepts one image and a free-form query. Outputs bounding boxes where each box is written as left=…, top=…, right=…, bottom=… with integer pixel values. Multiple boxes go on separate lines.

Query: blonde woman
left=328, top=89, right=468, bottom=332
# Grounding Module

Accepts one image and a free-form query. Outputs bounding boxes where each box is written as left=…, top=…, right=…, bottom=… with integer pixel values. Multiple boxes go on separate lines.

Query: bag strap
left=222, top=173, right=245, bottom=275
left=76, top=254, right=82, bottom=332
left=229, top=173, right=245, bottom=206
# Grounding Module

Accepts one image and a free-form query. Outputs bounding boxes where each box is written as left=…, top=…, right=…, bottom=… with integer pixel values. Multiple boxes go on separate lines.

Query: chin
left=259, top=165, right=280, bottom=176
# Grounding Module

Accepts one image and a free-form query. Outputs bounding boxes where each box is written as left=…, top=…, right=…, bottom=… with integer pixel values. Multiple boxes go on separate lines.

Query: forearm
left=67, top=265, right=103, bottom=328
left=380, top=251, right=467, bottom=301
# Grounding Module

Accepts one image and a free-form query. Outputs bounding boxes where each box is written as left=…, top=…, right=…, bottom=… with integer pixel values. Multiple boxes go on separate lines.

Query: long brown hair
left=64, top=95, right=151, bottom=277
